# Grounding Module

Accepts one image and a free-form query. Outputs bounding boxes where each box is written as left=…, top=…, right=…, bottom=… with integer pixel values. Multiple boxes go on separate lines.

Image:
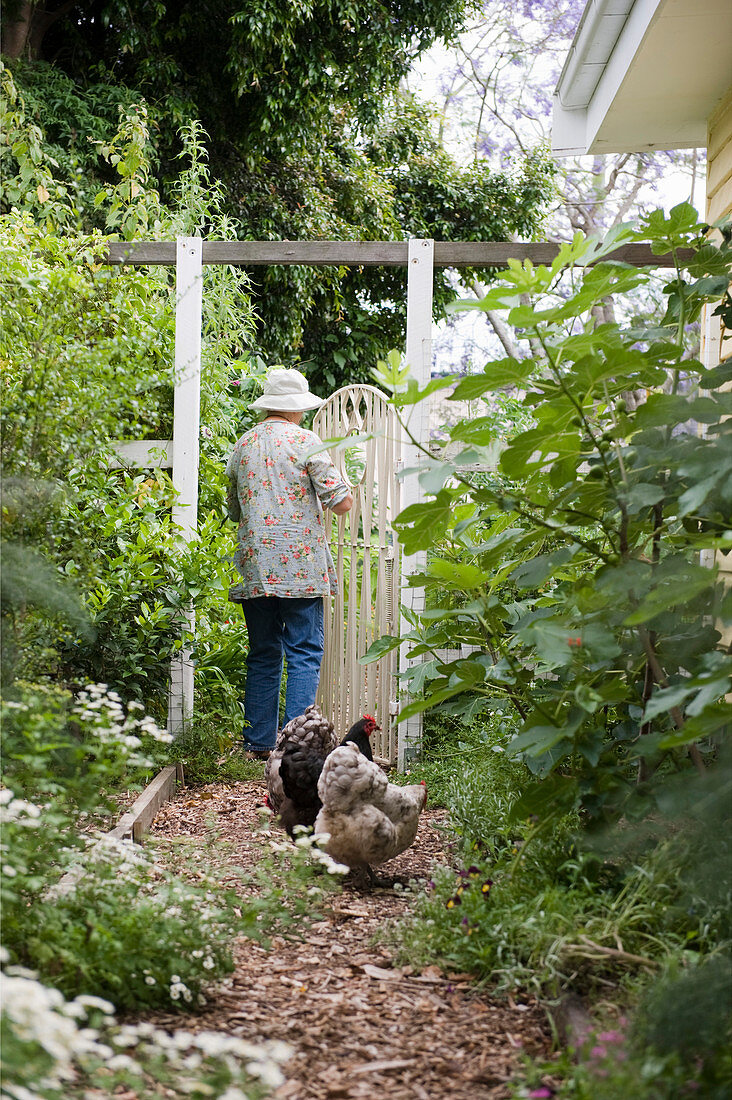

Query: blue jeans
left=241, top=596, right=324, bottom=750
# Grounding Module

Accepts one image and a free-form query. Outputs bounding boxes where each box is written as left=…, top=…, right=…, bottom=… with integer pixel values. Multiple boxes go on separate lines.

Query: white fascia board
left=555, top=0, right=636, bottom=110
left=551, top=93, right=591, bottom=156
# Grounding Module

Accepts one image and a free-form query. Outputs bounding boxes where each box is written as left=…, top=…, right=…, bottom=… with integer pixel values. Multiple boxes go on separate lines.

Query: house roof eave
left=552, top=0, right=732, bottom=156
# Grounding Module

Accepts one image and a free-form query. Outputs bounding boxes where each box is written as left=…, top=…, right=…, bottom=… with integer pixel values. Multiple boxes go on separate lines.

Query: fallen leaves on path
left=144, top=778, right=551, bottom=1098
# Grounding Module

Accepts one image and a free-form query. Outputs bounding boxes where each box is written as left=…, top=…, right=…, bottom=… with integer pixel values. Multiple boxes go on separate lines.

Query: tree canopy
left=3, top=1, right=472, bottom=150
left=2, top=0, right=556, bottom=391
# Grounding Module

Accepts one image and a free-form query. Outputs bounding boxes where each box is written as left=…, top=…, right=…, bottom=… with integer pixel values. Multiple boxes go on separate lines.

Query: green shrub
left=1, top=77, right=256, bottom=716
left=1, top=680, right=170, bottom=811
left=191, top=609, right=249, bottom=725
left=391, top=838, right=691, bottom=997
left=1, top=686, right=347, bottom=1019
left=1, top=681, right=175, bottom=966
left=22, top=840, right=237, bottom=1011
left=388, top=735, right=729, bottom=998
left=370, top=207, right=732, bottom=828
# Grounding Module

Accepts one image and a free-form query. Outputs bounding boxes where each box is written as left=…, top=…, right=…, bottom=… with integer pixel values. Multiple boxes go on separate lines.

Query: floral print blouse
left=226, top=420, right=350, bottom=599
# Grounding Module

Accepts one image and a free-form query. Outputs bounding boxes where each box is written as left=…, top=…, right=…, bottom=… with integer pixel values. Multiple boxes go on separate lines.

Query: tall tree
left=2, top=0, right=474, bottom=158
left=2, top=0, right=556, bottom=392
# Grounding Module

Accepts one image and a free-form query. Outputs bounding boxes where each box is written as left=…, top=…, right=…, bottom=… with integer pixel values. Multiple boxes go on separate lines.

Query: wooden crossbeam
left=104, top=240, right=695, bottom=268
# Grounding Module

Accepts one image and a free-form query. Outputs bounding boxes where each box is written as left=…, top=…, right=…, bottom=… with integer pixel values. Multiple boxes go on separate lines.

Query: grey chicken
left=266, top=709, right=380, bottom=837
left=313, top=742, right=427, bottom=884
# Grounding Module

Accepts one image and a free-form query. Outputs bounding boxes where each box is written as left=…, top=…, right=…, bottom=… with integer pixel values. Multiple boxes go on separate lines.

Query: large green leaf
left=448, top=357, right=533, bottom=399
left=516, top=614, right=622, bottom=667
left=677, top=473, right=725, bottom=518
left=509, top=548, right=574, bottom=590
left=393, top=490, right=458, bottom=552
left=403, top=659, right=441, bottom=696
left=643, top=665, right=732, bottom=723
left=417, top=461, right=462, bottom=495
left=698, top=358, right=732, bottom=390
left=657, top=702, right=732, bottom=747
left=637, top=203, right=704, bottom=252
left=623, top=558, right=716, bottom=625
left=425, top=559, right=490, bottom=590
left=359, top=634, right=401, bottom=664
left=634, top=392, right=732, bottom=430
left=396, top=683, right=471, bottom=723
left=622, top=482, right=666, bottom=515
left=507, top=724, right=568, bottom=756
left=500, top=427, right=582, bottom=480
left=395, top=374, right=457, bottom=407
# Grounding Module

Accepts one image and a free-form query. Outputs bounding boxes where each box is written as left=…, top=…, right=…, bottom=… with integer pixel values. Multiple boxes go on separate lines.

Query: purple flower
left=597, top=1030, right=624, bottom=1044
left=528, top=1089, right=553, bottom=1098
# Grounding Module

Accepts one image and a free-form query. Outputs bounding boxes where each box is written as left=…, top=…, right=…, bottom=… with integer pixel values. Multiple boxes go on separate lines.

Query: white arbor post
left=397, top=238, right=434, bottom=769
left=168, top=236, right=203, bottom=736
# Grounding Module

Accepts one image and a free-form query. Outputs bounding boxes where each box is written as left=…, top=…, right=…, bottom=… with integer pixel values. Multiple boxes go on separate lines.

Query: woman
left=226, top=368, right=353, bottom=758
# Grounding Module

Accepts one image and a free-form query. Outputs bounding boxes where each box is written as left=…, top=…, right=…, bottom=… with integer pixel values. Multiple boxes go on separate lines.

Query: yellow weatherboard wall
left=706, top=87, right=732, bottom=650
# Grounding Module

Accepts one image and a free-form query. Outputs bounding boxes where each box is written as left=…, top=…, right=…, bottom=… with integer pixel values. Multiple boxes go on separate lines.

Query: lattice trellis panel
left=314, top=386, right=401, bottom=762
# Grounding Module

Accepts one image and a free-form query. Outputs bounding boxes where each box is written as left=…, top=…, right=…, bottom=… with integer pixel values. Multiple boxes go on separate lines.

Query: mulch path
left=144, top=775, right=552, bottom=1099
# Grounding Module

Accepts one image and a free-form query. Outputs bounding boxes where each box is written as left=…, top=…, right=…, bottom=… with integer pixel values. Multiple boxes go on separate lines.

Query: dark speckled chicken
left=266, top=708, right=380, bottom=837
left=264, top=704, right=337, bottom=816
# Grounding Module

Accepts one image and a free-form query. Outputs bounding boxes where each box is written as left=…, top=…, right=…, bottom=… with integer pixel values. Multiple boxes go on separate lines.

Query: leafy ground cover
left=389, top=712, right=731, bottom=1098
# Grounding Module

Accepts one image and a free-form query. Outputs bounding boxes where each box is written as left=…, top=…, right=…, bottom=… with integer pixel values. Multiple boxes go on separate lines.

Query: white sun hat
left=250, top=367, right=324, bottom=412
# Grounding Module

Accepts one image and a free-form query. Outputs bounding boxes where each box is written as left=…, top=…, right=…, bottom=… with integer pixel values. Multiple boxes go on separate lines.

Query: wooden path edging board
left=108, top=763, right=184, bottom=843
left=50, top=764, right=184, bottom=898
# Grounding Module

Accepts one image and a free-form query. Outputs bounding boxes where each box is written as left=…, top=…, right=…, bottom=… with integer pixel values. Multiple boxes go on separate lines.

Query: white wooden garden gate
left=313, top=385, right=401, bottom=763
left=109, top=237, right=434, bottom=767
